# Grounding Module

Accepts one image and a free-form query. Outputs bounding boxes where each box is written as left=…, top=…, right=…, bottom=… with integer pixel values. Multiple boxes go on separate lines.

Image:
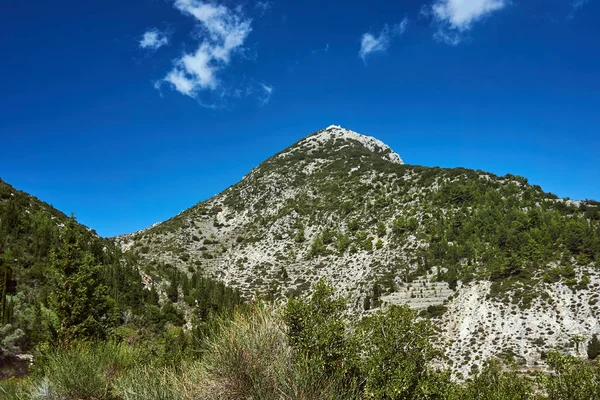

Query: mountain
left=0, top=179, right=101, bottom=376
left=0, top=177, right=244, bottom=379
left=118, top=125, right=600, bottom=375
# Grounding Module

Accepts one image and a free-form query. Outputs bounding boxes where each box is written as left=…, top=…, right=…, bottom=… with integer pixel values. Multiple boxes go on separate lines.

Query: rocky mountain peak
left=276, top=125, right=404, bottom=165
left=118, top=125, right=600, bottom=377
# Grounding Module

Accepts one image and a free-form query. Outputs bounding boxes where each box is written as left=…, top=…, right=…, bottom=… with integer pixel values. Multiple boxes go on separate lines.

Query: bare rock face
left=118, top=125, right=600, bottom=376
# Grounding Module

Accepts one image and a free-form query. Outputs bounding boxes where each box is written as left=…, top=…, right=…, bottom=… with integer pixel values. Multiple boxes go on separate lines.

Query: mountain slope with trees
left=0, top=178, right=242, bottom=379
left=118, top=125, right=600, bottom=374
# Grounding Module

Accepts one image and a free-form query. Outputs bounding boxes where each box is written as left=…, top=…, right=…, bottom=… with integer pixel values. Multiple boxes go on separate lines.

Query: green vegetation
left=589, top=334, right=600, bottom=360
left=2, top=130, right=600, bottom=398
left=2, top=280, right=599, bottom=399
left=0, top=179, right=242, bottom=380
left=143, top=128, right=600, bottom=303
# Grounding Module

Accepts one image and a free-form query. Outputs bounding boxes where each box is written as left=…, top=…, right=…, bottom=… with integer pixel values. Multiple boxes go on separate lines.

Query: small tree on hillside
left=51, top=216, right=112, bottom=343
left=588, top=334, right=600, bottom=360
left=356, top=304, right=441, bottom=399
left=283, top=279, right=354, bottom=375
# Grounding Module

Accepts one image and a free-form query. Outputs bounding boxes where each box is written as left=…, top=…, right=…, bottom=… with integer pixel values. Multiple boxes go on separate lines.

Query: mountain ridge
left=5, top=125, right=597, bottom=378
left=116, top=125, right=600, bottom=376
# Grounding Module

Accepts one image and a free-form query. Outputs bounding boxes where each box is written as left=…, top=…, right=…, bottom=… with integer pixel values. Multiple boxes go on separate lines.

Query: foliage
left=537, top=351, right=600, bottom=400
left=0, top=179, right=244, bottom=379
left=356, top=305, right=440, bottom=399
left=459, top=359, right=534, bottom=399
left=283, top=279, right=357, bottom=377
left=50, top=216, right=113, bottom=343
left=35, top=341, right=145, bottom=399
left=2, top=291, right=600, bottom=400
left=195, top=303, right=292, bottom=399
left=588, top=334, right=600, bottom=360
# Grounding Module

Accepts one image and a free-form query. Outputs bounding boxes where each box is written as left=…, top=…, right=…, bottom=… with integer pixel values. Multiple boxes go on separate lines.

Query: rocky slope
left=118, top=125, right=600, bottom=376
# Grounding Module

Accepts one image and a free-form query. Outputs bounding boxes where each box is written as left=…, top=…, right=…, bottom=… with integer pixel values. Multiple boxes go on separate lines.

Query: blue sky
left=1, top=0, right=599, bottom=237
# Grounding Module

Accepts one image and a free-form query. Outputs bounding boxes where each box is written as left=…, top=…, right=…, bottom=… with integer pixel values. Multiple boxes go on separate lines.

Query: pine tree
left=588, top=334, right=600, bottom=360
left=51, top=215, right=111, bottom=343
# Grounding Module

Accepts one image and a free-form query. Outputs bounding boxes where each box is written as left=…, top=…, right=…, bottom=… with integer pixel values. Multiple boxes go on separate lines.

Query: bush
left=35, top=341, right=144, bottom=399
left=0, top=379, right=29, bottom=400
left=538, top=351, right=600, bottom=400
left=191, top=301, right=353, bottom=400
left=589, top=335, right=600, bottom=360
left=283, top=279, right=355, bottom=376
left=195, top=303, right=292, bottom=400
left=356, top=305, right=440, bottom=399
left=112, top=364, right=181, bottom=400
left=421, top=304, right=448, bottom=319
left=461, top=359, right=533, bottom=399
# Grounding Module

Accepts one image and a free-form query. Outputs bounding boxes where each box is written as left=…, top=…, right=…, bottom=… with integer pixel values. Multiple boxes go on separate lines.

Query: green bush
left=538, top=351, right=600, bottom=400
left=112, top=364, right=182, bottom=400
left=588, top=334, right=600, bottom=360
left=356, top=305, right=440, bottom=399
left=461, top=359, right=533, bottom=399
left=196, top=303, right=292, bottom=399
left=283, top=279, right=355, bottom=376
left=0, top=379, right=29, bottom=400
left=35, top=341, right=145, bottom=399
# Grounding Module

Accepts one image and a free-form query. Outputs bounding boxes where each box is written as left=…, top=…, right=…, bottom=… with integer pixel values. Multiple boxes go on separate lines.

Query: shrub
left=588, top=334, right=600, bottom=360
left=356, top=305, right=440, bottom=399
left=113, top=364, right=181, bottom=400
left=195, top=303, right=292, bottom=400
left=35, top=341, right=144, bottom=399
left=294, top=228, right=305, bottom=243
left=538, top=351, right=600, bottom=400
left=283, top=279, right=356, bottom=376
left=461, top=359, right=533, bottom=399
left=309, top=235, right=327, bottom=258
left=0, top=379, right=29, bottom=399
left=421, top=304, right=448, bottom=319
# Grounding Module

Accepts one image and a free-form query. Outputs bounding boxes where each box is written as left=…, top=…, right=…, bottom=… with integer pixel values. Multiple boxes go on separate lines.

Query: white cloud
left=139, top=29, right=169, bottom=50
left=428, top=0, right=507, bottom=45
left=572, top=0, right=589, bottom=10
left=258, top=83, right=273, bottom=106
left=163, top=70, right=197, bottom=95
left=311, top=43, right=329, bottom=55
left=395, top=18, right=409, bottom=35
left=255, top=1, right=271, bottom=16
left=359, top=18, right=408, bottom=62
left=160, top=0, right=252, bottom=98
left=569, top=0, right=589, bottom=17
left=433, top=29, right=463, bottom=46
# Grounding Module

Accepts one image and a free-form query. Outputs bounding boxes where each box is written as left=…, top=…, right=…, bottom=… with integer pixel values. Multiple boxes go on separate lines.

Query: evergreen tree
left=51, top=216, right=112, bottom=343
left=588, top=334, right=600, bottom=360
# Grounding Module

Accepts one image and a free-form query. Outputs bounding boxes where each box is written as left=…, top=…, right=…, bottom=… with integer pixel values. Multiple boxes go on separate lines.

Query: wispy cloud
left=359, top=18, right=408, bottom=63
left=426, top=0, right=507, bottom=45
left=569, top=0, right=589, bottom=18
left=311, top=43, right=329, bottom=55
left=156, top=0, right=252, bottom=100
left=572, top=0, right=589, bottom=10
left=255, top=1, right=272, bottom=16
left=139, top=29, right=169, bottom=50
left=258, top=83, right=273, bottom=106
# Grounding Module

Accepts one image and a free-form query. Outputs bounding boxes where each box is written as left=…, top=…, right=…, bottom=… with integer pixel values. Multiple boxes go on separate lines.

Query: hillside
left=118, top=125, right=600, bottom=375
left=0, top=178, right=243, bottom=379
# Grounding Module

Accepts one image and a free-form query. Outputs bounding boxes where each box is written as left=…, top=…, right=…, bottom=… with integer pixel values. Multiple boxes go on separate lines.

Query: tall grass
left=1, top=304, right=353, bottom=399
left=0, top=379, right=29, bottom=400
left=42, top=341, right=144, bottom=398
left=192, top=303, right=356, bottom=400
left=0, top=341, right=147, bottom=400
left=190, top=303, right=294, bottom=399
left=112, top=364, right=182, bottom=400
